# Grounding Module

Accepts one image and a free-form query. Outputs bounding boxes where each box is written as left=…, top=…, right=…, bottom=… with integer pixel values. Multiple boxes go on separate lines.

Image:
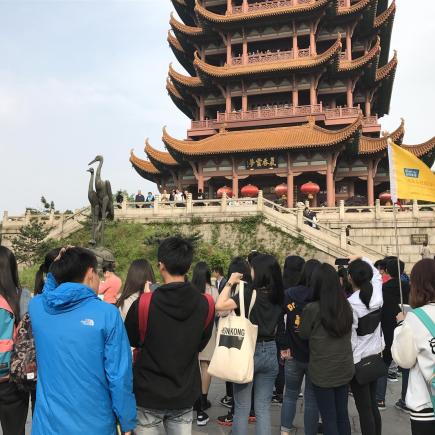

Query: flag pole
left=388, top=137, right=404, bottom=312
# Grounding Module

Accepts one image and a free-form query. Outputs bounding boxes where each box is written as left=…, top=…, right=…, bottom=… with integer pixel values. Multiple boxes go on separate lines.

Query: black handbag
left=354, top=353, right=387, bottom=385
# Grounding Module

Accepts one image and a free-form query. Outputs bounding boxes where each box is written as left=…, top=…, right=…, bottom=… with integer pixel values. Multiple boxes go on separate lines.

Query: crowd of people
left=0, top=239, right=433, bottom=435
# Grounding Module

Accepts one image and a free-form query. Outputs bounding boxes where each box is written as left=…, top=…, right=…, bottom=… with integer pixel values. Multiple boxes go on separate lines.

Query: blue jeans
left=312, top=384, right=351, bottom=435
left=281, top=359, right=318, bottom=435
left=233, top=341, right=278, bottom=435
left=135, top=407, right=193, bottom=435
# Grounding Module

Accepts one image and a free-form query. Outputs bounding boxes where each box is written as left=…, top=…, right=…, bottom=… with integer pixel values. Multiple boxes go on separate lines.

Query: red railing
left=232, top=48, right=312, bottom=65
left=232, top=0, right=315, bottom=14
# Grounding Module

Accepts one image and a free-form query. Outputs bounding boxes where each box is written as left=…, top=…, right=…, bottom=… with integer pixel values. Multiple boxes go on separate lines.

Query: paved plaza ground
left=6, top=377, right=411, bottom=435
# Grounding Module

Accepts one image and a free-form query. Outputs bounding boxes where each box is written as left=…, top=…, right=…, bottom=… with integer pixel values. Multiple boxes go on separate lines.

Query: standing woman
left=347, top=258, right=384, bottom=435
left=299, top=263, right=354, bottom=435
left=117, top=259, right=155, bottom=321
left=191, top=261, right=219, bottom=426
left=392, top=259, right=435, bottom=435
left=33, top=248, right=62, bottom=295
left=0, top=246, right=29, bottom=435
left=216, top=253, right=284, bottom=435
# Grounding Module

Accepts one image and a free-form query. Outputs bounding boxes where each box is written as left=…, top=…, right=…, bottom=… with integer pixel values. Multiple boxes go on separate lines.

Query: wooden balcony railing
left=190, top=105, right=380, bottom=130
left=232, top=0, right=316, bottom=14
left=232, top=48, right=312, bottom=65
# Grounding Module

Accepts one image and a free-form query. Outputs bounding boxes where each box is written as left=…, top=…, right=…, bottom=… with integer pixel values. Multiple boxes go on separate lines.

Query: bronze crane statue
left=87, top=168, right=100, bottom=245
left=88, top=155, right=114, bottom=245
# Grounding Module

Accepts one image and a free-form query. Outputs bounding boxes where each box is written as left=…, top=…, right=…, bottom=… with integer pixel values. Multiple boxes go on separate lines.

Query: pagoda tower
left=131, top=0, right=435, bottom=207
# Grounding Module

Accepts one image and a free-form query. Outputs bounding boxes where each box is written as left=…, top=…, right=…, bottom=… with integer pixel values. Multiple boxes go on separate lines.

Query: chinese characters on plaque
left=246, top=156, right=278, bottom=170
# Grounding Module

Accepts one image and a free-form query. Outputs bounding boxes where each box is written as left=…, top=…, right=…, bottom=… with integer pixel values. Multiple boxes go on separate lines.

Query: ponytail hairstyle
left=34, top=248, right=62, bottom=295
left=311, top=263, right=353, bottom=337
left=348, top=259, right=374, bottom=309
left=0, top=246, right=21, bottom=322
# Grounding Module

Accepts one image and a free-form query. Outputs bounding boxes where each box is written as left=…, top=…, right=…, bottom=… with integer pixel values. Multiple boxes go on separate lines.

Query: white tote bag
left=208, top=281, right=258, bottom=384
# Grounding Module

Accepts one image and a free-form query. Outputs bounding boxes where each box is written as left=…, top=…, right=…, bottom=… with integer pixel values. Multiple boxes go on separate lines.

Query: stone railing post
left=153, top=195, right=160, bottom=214
left=375, top=199, right=381, bottom=220
left=297, top=203, right=304, bottom=229
left=24, top=210, right=31, bottom=225
left=412, top=200, right=419, bottom=218
left=2, top=211, right=8, bottom=226
left=339, top=200, right=345, bottom=220
left=340, top=226, right=347, bottom=249
left=186, top=193, right=193, bottom=213
left=48, top=209, right=55, bottom=225
left=257, top=190, right=264, bottom=211
left=221, top=192, right=227, bottom=212
left=58, top=213, right=65, bottom=237
left=121, top=196, right=127, bottom=213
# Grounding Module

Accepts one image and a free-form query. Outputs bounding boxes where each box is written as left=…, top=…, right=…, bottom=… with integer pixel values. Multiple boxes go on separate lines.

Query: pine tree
left=11, top=220, right=50, bottom=266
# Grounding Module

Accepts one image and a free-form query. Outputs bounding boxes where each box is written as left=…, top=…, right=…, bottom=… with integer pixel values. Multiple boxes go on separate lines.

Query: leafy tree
left=11, top=220, right=51, bottom=266
left=40, top=196, right=55, bottom=213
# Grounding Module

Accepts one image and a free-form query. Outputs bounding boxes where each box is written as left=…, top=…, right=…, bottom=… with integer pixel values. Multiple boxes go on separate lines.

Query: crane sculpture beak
left=88, top=158, right=97, bottom=165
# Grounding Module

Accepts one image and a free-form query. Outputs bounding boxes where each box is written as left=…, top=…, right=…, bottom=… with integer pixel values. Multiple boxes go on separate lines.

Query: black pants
left=0, top=382, right=29, bottom=435
left=274, top=345, right=285, bottom=395
left=350, top=377, right=381, bottom=435
left=411, top=418, right=435, bottom=435
left=225, top=381, right=233, bottom=398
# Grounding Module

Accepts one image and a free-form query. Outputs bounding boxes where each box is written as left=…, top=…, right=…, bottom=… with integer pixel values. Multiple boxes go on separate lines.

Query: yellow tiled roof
left=339, top=37, right=380, bottom=72
left=194, top=0, right=329, bottom=23
left=145, top=139, right=179, bottom=165
left=167, top=31, right=184, bottom=53
left=130, top=151, right=160, bottom=174
left=337, top=0, right=371, bottom=16
left=401, top=138, right=435, bottom=157
left=375, top=51, right=398, bottom=82
left=163, top=117, right=361, bottom=156
left=169, top=63, right=203, bottom=87
left=194, top=36, right=342, bottom=78
left=358, top=119, right=404, bottom=154
left=374, top=0, right=396, bottom=28
left=170, top=12, right=205, bottom=37
left=166, top=79, right=183, bottom=99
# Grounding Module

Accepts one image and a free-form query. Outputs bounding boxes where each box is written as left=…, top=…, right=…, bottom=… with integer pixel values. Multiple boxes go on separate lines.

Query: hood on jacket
left=285, top=285, right=313, bottom=304
left=42, top=282, right=97, bottom=315
left=153, top=281, right=201, bottom=322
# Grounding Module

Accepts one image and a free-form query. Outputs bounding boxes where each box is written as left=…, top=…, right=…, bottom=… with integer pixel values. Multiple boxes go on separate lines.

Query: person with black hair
left=216, top=253, right=284, bottom=435
left=374, top=259, right=390, bottom=284
left=348, top=258, right=384, bottom=435
left=34, top=247, right=62, bottom=295
left=282, top=255, right=305, bottom=289
left=299, top=263, right=354, bottom=435
left=280, top=259, right=321, bottom=435
left=125, top=237, right=214, bottom=434
left=117, top=259, right=156, bottom=321
left=376, top=258, right=410, bottom=411
left=192, top=261, right=219, bottom=426
left=98, top=261, right=122, bottom=304
left=0, top=246, right=29, bottom=435
left=338, top=267, right=353, bottom=298
left=217, top=256, right=253, bottom=425
left=29, top=247, right=136, bottom=435
left=213, top=266, right=227, bottom=294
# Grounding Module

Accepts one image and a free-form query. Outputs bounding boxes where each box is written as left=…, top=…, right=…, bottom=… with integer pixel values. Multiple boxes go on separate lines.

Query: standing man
left=29, top=247, right=136, bottom=435
left=213, top=266, right=227, bottom=294
left=125, top=237, right=214, bottom=434
left=420, top=241, right=431, bottom=259
left=135, top=190, right=145, bottom=208
left=98, top=261, right=122, bottom=304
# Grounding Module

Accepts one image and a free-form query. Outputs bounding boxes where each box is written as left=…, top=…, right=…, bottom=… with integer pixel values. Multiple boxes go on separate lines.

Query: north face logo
left=219, top=327, right=245, bottom=350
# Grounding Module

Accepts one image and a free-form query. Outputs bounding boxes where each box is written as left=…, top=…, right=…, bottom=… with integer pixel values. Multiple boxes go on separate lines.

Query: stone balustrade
left=232, top=0, right=315, bottom=14
left=232, top=48, right=311, bottom=65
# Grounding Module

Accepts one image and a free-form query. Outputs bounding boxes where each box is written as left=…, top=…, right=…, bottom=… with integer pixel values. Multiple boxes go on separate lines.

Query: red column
left=226, top=85, right=231, bottom=112
left=310, top=76, right=317, bottom=105
left=242, top=0, right=248, bottom=12
left=365, top=92, right=371, bottom=116
left=226, top=33, right=232, bottom=65
left=242, top=91, right=248, bottom=112
left=242, top=36, right=248, bottom=65
left=227, top=0, right=232, bottom=14
left=287, top=173, right=294, bottom=208
left=346, top=27, right=352, bottom=60
left=367, top=161, right=374, bottom=206
left=199, top=95, right=205, bottom=121
left=326, top=157, right=336, bottom=207
left=346, top=79, right=353, bottom=107
left=310, top=24, right=316, bottom=55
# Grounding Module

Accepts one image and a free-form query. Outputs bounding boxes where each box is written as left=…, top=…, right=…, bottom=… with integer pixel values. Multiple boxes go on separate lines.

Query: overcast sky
left=0, top=0, right=434, bottom=215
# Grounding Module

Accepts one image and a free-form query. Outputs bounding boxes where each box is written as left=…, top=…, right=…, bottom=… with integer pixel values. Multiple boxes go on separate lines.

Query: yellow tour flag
left=387, top=140, right=435, bottom=203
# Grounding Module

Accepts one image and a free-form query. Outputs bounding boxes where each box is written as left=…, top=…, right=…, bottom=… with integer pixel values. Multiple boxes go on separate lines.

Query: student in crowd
left=191, top=261, right=219, bottom=426
left=29, top=247, right=136, bottom=435
left=216, top=253, right=284, bottom=435
left=213, top=266, right=227, bottom=294
left=135, top=190, right=145, bottom=208
left=0, top=246, right=29, bottom=435
left=117, top=259, right=156, bottom=321
left=280, top=259, right=320, bottom=435
left=217, top=257, right=253, bottom=425
left=299, top=263, right=354, bottom=435
left=125, top=237, right=214, bottom=434
left=282, top=255, right=305, bottom=289
left=348, top=259, right=384, bottom=435
left=377, top=258, right=410, bottom=411
left=392, top=258, right=435, bottom=435
left=34, top=247, right=62, bottom=295
left=98, top=261, right=122, bottom=304
left=374, top=259, right=390, bottom=283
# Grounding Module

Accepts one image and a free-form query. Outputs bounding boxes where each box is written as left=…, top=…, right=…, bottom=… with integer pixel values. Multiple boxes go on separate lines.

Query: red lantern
left=275, top=183, right=288, bottom=198
left=379, top=191, right=392, bottom=204
left=241, top=184, right=259, bottom=198
left=300, top=181, right=320, bottom=199
left=217, top=186, right=233, bottom=198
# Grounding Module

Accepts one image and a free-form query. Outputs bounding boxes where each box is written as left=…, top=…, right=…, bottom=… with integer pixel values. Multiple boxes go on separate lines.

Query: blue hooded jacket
left=29, top=274, right=136, bottom=435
